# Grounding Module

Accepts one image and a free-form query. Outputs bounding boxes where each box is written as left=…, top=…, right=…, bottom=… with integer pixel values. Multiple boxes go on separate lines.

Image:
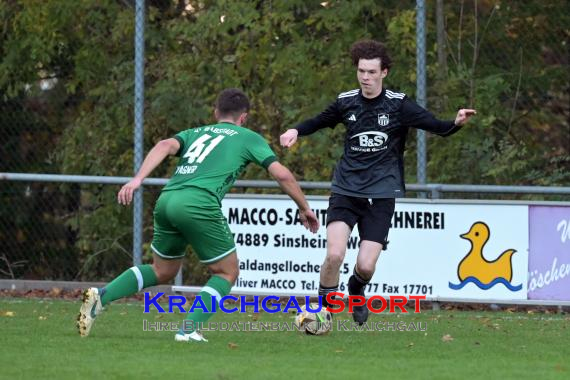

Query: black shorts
left=326, top=193, right=396, bottom=249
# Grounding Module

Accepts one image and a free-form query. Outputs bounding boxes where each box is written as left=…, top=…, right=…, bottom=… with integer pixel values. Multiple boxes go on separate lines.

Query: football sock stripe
left=182, top=275, right=231, bottom=334
left=353, top=266, right=370, bottom=285
left=319, top=284, right=339, bottom=307
left=131, top=267, right=144, bottom=291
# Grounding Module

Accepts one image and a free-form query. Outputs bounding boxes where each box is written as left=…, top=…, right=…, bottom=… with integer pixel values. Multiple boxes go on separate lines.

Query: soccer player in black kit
left=280, top=39, right=476, bottom=324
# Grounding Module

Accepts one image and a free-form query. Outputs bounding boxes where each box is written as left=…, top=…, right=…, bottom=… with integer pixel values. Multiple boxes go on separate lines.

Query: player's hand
left=280, top=129, right=299, bottom=148
left=299, top=208, right=319, bottom=233
left=118, top=178, right=143, bottom=205
left=454, top=109, right=477, bottom=126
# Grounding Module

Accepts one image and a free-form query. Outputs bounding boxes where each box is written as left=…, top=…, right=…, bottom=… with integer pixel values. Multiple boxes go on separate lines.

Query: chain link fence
left=411, top=1, right=569, bottom=188
left=0, top=179, right=210, bottom=283
left=1, top=1, right=568, bottom=282
left=0, top=182, right=131, bottom=281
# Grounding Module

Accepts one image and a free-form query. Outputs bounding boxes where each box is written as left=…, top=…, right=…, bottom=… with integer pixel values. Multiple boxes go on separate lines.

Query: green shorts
left=150, top=188, right=236, bottom=263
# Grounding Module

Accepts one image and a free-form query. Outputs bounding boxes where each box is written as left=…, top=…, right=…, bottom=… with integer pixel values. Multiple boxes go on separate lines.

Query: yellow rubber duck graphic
left=457, top=222, right=516, bottom=284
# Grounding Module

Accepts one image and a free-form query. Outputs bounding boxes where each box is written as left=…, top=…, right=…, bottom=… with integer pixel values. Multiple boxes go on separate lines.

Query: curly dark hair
left=215, top=88, right=250, bottom=118
left=350, top=40, right=392, bottom=70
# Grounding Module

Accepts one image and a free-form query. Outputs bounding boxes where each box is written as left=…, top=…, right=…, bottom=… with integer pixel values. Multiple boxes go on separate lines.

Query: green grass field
left=1, top=297, right=568, bottom=379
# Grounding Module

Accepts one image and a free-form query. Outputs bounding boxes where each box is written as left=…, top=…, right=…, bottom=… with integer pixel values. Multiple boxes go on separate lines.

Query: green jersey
left=162, top=122, right=277, bottom=203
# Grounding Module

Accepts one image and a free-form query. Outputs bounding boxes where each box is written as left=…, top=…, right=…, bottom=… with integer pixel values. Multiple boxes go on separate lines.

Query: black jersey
left=295, top=88, right=461, bottom=198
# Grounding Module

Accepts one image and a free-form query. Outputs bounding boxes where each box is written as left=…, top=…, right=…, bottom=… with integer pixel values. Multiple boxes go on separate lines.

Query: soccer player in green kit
left=77, top=88, right=320, bottom=342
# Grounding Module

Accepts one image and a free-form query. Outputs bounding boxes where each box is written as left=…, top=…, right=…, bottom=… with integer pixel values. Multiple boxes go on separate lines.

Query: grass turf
left=1, top=298, right=568, bottom=379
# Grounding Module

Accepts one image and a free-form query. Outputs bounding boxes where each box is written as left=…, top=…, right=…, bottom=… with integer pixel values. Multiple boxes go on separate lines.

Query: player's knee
left=324, top=250, right=345, bottom=270
left=156, top=272, right=176, bottom=284
left=226, top=266, right=239, bottom=285
left=152, top=264, right=178, bottom=284
left=210, top=265, right=239, bottom=285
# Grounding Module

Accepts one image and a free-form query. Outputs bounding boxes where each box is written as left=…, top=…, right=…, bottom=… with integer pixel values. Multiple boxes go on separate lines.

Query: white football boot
left=77, top=288, right=103, bottom=337
left=175, top=330, right=208, bottom=343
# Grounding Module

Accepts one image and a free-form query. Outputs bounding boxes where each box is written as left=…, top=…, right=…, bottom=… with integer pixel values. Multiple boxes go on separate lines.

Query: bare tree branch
left=508, top=48, right=524, bottom=134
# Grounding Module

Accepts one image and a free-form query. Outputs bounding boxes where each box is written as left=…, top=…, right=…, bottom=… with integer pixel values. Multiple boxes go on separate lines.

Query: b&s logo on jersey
left=378, top=113, right=389, bottom=126
left=350, top=131, right=389, bottom=152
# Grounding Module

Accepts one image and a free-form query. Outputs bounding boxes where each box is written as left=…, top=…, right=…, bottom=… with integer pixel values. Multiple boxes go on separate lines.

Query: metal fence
left=0, top=1, right=568, bottom=285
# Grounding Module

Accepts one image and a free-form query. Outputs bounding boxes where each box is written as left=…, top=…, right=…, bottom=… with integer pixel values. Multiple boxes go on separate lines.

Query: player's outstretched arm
left=267, top=161, right=319, bottom=233
left=279, top=129, right=299, bottom=148
left=118, top=138, right=180, bottom=205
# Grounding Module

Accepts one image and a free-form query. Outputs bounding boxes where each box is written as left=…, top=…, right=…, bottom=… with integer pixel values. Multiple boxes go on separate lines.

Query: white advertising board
left=222, top=197, right=528, bottom=300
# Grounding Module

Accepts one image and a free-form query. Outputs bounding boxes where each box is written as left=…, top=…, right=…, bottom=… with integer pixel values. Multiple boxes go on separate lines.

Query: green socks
left=183, top=275, right=232, bottom=333
left=100, top=267, right=231, bottom=335
left=100, top=265, right=158, bottom=306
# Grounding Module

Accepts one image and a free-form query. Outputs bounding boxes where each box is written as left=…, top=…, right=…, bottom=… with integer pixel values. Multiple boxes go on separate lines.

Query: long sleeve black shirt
left=295, top=88, right=461, bottom=198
